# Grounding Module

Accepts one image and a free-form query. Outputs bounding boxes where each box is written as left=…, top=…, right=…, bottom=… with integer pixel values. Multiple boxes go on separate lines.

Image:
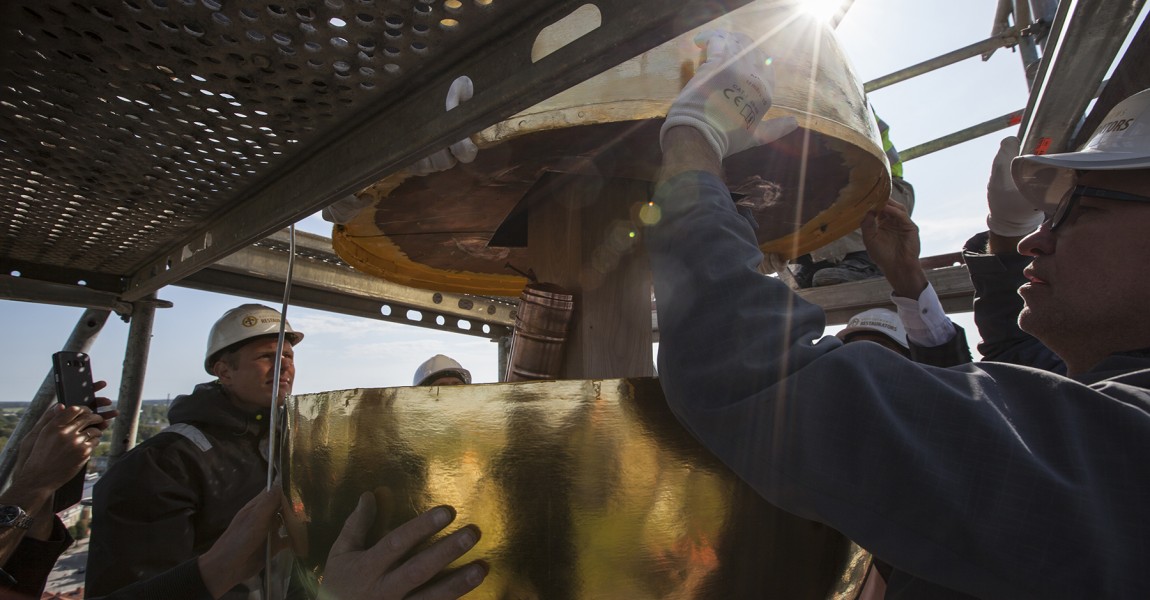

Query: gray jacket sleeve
left=647, top=171, right=1150, bottom=599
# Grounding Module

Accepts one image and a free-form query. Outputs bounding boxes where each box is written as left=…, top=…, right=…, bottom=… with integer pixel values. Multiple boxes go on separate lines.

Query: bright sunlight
left=799, top=0, right=848, bottom=22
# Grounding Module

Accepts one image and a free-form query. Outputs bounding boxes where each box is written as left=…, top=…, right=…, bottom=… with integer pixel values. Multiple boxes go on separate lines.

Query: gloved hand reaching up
left=408, top=75, right=479, bottom=176
left=323, top=76, right=479, bottom=224
left=660, top=30, right=797, bottom=160
left=986, top=136, right=1044, bottom=237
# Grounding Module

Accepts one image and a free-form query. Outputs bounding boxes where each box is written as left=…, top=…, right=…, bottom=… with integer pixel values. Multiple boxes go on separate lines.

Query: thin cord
left=265, top=223, right=296, bottom=598
left=268, top=223, right=295, bottom=490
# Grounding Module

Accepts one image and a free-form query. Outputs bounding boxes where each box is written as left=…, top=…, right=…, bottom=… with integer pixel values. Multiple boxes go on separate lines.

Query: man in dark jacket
left=861, top=135, right=1063, bottom=375
left=86, top=304, right=303, bottom=599
left=650, top=28, right=1150, bottom=599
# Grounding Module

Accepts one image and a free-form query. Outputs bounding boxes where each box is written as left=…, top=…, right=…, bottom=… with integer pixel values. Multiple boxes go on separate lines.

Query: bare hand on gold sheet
left=318, top=493, right=488, bottom=600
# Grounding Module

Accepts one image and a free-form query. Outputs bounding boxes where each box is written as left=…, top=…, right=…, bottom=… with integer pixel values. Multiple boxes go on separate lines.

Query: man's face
left=214, top=337, right=295, bottom=411
left=426, top=374, right=468, bottom=386
left=1017, top=169, right=1150, bottom=361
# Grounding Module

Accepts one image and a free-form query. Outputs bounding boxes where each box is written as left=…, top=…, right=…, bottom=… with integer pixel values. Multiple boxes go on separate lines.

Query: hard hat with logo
left=836, top=308, right=909, bottom=350
left=204, top=304, right=304, bottom=374
left=414, top=354, right=472, bottom=386
left=1013, top=88, right=1150, bottom=212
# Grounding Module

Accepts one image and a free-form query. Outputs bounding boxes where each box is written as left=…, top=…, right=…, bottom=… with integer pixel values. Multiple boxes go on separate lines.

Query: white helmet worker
left=836, top=308, right=909, bottom=351
left=204, top=304, right=304, bottom=374
left=414, top=354, right=472, bottom=386
left=1013, top=88, right=1150, bottom=212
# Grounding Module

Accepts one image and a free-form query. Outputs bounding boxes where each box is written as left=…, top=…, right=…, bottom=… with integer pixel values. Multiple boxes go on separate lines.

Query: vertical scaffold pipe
left=107, top=296, right=159, bottom=467
left=0, top=309, right=111, bottom=487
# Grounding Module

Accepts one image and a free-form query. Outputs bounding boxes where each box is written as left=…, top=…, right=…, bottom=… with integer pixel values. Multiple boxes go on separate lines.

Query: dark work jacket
left=908, top=323, right=974, bottom=369
left=0, top=517, right=72, bottom=598
left=85, top=382, right=271, bottom=599
left=92, top=558, right=212, bottom=600
left=649, top=172, right=1150, bottom=599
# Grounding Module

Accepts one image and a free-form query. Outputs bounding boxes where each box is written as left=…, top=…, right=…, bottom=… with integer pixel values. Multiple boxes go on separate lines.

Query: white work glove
left=321, top=193, right=374, bottom=224
left=324, top=77, right=480, bottom=224
left=986, top=136, right=1043, bottom=236
left=660, top=30, right=798, bottom=160
left=408, top=76, right=480, bottom=176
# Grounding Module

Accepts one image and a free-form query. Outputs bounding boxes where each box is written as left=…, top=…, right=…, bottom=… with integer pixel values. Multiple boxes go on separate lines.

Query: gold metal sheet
left=284, top=379, right=870, bottom=599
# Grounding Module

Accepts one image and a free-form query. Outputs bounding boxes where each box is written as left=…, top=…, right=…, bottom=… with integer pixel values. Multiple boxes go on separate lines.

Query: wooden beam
left=527, top=174, right=655, bottom=379
left=797, top=265, right=974, bottom=326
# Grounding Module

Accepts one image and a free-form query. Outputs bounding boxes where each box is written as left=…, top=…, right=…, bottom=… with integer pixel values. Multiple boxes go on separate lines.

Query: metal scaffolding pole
left=1029, top=0, right=1060, bottom=24
left=901, top=109, right=1025, bottom=162
left=987, top=0, right=1016, bottom=60
left=107, top=296, right=163, bottom=466
left=864, top=31, right=1020, bottom=93
left=1011, top=0, right=1044, bottom=87
left=0, top=309, right=111, bottom=487
left=497, top=336, right=512, bottom=383
left=1001, top=0, right=1059, bottom=97
left=900, top=76, right=1104, bottom=162
left=829, top=0, right=857, bottom=29
left=1019, top=0, right=1146, bottom=155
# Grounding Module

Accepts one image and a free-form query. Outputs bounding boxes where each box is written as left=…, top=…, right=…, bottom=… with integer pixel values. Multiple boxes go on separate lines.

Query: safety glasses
left=1048, top=185, right=1150, bottom=231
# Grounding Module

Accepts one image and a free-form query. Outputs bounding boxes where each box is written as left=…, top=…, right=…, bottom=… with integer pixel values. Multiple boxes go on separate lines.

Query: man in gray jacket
left=649, top=29, right=1150, bottom=599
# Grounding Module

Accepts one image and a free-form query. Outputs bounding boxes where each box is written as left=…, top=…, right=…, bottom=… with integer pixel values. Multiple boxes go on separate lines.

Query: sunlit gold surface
left=334, top=4, right=889, bottom=295
left=285, top=379, right=870, bottom=599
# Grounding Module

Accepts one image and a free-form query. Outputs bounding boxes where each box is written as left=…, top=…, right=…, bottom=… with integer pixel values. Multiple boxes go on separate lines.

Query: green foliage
left=137, top=401, right=170, bottom=441
left=69, top=507, right=92, bottom=540
left=69, top=519, right=89, bottom=540
left=0, top=400, right=171, bottom=448
left=0, top=411, right=21, bottom=446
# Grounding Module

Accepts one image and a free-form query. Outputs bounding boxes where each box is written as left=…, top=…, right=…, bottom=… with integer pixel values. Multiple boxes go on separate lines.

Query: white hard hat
left=836, top=308, right=909, bottom=350
left=413, top=354, right=472, bottom=386
left=1013, top=88, right=1150, bottom=212
left=204, top=304, right=303, bottom=374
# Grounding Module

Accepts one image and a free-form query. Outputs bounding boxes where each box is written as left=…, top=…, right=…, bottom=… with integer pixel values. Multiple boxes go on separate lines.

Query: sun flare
left=799, top=0, right=847, bottom=22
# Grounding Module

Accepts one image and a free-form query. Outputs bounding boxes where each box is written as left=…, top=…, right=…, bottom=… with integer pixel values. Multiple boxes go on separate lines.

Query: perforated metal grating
left=0, top=0, right=520, bottom=281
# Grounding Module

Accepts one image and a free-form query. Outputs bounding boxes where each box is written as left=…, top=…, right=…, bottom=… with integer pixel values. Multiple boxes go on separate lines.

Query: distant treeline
left=0, top=399, right=172, bottom=410
left=0, top=400, right=172, bottom=453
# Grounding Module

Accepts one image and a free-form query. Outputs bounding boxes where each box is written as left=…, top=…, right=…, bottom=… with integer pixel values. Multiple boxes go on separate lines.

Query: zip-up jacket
left=648, top=171, right=1150, bottom=599
left=85, top=382, right=271, bottom=599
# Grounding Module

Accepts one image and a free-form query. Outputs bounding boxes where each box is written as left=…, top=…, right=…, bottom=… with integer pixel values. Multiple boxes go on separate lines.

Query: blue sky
left=2, top=0, right=1145, bottom=402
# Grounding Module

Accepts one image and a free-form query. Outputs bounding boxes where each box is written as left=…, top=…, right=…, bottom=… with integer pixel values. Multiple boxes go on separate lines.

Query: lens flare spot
left=639, top=202, right=662, bottom=225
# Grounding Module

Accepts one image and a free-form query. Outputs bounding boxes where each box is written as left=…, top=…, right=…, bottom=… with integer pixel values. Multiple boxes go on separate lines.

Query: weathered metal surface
left=0, top=0, right=760, bottom=300
left=181, top=229, right=516, bottom=340
left=336, top=4, right=889, bottom=295
left=283, top=378, right=870, bottom=599
left=1018, top=0, right=1146, bottom=155
left=1071, top=13, right=1150, bottom=150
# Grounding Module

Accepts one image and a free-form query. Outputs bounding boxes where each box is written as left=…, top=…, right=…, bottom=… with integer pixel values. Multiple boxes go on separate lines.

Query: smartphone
left=52, top=351, right=97, bottom=409
left=51, top=351, right=97, bottom=511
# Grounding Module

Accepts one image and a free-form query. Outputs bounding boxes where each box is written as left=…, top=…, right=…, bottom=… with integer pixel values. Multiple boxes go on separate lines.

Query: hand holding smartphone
left=52, top=351, right=97, bottom=409
left=51, top=351, right=99, bottom=512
